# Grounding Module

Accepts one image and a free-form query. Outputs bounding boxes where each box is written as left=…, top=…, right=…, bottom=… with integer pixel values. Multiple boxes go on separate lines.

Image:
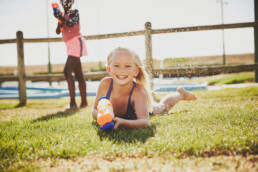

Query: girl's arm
left=114, top=117, right=149, bottom=129
left=56, top=23, right=62, bottom=34
left=92, top=78, right=111, bottom=120
left=53, top=10, right=62, bottom=34
left=114, top=86, right=149, bottom=129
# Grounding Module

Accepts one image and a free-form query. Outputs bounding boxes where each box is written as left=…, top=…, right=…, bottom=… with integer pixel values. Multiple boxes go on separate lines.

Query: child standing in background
left=92, top=47, right=197, bottom=130
left=53, top=0, right=88, bottom=109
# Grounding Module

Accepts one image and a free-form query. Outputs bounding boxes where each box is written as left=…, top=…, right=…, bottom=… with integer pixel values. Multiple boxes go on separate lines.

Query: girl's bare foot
left=80, top=102, right=88, bottom=109
left=177, top=87, right=197, bottom=101
left=66, top=103, right=78, bottom=110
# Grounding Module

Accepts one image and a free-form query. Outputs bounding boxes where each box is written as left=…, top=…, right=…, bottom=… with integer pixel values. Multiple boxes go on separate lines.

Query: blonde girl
left=92, top=47, right=196, bottom=130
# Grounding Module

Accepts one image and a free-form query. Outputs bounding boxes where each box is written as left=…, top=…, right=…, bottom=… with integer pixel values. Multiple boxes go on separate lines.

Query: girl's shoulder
left=99, top=77, right=112, bottom=89
left=69, top=9, right=79, bottom=15
left=71, top=9, right=79, bottom=13
left=133, top=82, right=147, bottom=98
left=96, top=77, right=112, bottom=98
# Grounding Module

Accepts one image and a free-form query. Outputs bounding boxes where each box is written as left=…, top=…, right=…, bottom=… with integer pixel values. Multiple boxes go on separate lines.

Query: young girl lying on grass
left=92, top=47, right=197, bottom=130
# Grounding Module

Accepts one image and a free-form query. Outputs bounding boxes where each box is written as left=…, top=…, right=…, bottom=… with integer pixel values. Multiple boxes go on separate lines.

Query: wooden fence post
left=255, top=1, right=258, bottom=83
left=145, top=21, right=154, bottom=89
left=16, top=31, right=27, bottom=106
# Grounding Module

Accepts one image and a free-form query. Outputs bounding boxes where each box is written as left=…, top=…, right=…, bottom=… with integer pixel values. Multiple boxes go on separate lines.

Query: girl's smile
left=108, top=51, right=139, bottom=85
left=116, top=74, right=128, bottom=80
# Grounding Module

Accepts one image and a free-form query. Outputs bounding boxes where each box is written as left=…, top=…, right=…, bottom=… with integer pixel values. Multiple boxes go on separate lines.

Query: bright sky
left=0, top=0, right=255, bottom=66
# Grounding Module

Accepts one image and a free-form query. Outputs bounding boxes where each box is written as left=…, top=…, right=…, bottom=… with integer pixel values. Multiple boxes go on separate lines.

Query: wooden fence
left=0, top=21, right=258, bottom=106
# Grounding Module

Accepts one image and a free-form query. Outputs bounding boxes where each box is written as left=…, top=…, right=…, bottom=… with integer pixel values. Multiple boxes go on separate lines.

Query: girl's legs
left=73, top=58, right=88, bottom=108
left=64, top=56, right=77, bottom=109
left=153, top=87, right=197, bottom=115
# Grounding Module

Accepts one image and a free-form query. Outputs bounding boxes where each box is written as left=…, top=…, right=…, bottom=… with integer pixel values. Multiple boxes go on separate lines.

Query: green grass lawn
left=207, top=72, right=255, bottom=85
left=0, top=87, right=257, bottom=171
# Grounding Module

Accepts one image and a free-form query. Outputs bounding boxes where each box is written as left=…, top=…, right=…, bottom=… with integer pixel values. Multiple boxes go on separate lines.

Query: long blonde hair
left=107, top=47, right=153, bottom=112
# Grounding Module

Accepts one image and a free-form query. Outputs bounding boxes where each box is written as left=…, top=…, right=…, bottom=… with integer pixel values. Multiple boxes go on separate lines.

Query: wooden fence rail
left=154, top=64, right=258, bottom=77
left=0, top=21, right=257, bottom=106
left=0, top=22, right=256, bottom=44
left=1, top=64, right=258, bottom=83
left=152, top=22, right=256, bottom=34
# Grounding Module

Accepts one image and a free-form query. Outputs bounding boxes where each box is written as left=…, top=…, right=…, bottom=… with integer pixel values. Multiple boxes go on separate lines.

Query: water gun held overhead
left=97, top=97, right=115, bottom=131
left=51, top=2, right=60, bottom=16
left=51, top=2, right=63, bottom=32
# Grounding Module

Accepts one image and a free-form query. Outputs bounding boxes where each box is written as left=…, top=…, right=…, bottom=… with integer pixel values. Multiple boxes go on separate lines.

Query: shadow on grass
left=0, top=103, right=21, bottom=110
left=31, top=109, right=78, bottom=122
left=92, top=122, right=157, bottom=144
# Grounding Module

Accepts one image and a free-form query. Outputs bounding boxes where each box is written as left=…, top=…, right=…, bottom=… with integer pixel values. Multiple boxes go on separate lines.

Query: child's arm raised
left=52, top=4, right=63, bottom=35
left=56, top=22, right=62, bottom=34
left=114, top=87, right=149, bottom=129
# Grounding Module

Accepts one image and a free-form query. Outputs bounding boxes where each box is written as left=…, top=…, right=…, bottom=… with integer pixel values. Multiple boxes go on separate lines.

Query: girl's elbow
left=56, top=29, right=60, bottom=34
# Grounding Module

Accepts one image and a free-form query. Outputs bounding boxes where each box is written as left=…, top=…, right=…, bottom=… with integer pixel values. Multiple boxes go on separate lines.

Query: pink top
left=62, top=11, right=81, bottom=42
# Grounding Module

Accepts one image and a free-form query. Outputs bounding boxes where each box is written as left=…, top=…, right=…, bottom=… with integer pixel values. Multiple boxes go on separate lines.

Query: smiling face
left=107, top=50, right=139, bottom=86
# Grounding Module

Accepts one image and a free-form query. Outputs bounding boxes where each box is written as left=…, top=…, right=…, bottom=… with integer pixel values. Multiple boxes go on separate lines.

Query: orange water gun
left=97, top=97, right=114, bottom=131
left=52, top=2, right=63, bottom=32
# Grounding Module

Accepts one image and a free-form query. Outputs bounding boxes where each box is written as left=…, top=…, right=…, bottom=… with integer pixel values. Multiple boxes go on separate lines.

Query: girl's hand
left=54, top=13, right=59, bottom=19
left=114, top=117, right=124, bottom=130
left=54, top=11, right=63, bottom=21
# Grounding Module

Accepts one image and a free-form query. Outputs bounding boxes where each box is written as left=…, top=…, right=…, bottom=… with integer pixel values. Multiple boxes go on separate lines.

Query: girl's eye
left=114, top=64, right=119, bottom=67
left=125, top=65, right=131, bottom=68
